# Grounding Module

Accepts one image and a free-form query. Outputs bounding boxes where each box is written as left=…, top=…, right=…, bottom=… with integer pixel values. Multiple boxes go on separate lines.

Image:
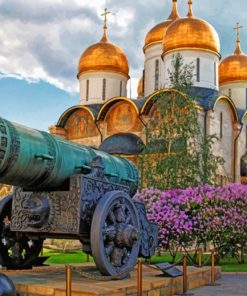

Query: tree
left=139, top=53, right=223, bottom=190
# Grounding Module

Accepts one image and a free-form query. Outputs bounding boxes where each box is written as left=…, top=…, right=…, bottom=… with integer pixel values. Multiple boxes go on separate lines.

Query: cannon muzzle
left=0, top=117, right=138, bottom=194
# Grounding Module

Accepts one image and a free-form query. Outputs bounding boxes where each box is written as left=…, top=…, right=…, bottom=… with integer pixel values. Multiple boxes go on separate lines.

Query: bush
left=134, top=184, right=247, bottom=263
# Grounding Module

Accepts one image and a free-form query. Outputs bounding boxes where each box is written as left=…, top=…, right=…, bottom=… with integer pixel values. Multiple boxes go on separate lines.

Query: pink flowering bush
left=134, top=184, right=247, bottom=263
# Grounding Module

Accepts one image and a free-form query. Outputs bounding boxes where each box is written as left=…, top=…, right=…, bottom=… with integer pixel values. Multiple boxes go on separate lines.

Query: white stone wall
left=144, top=43, right=165, bottom=96
left=78, top=71, right=128, bottom=105
left=208, top=99, right=235, bottom=181
left=238, top=114, right=247, bottom=180
left=220, top=82, right=247, bottom=109
left=163, top=50, right=219, bottom=90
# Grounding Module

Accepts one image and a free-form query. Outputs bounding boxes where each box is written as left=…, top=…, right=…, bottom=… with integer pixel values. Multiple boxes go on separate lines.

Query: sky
left=0, top=0, right=246, bottom=131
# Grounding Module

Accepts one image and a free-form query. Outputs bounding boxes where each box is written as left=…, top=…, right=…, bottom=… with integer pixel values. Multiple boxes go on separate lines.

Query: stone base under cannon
left=2, top=264, right=221, bottom=296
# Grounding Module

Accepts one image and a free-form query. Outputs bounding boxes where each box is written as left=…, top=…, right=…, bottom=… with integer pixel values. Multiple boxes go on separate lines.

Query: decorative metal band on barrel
left=0, top=119, right=20, bottom=176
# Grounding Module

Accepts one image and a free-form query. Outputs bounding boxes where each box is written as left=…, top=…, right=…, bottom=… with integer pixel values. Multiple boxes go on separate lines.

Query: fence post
left=198, top=249, right=202, bottom=267
left=211, top=251, right=215, bottom=286
left=137, top=260, right=142, bottom=296
left=183, top=254, right=187, bottom=294
left=66, top=265, right=72, bottom=296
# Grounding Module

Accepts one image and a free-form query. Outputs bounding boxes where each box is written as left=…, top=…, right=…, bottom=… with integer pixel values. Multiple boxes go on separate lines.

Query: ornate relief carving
left=134, top=202, right=158, bottom=258
left=10, top=158, right=129, bottom=235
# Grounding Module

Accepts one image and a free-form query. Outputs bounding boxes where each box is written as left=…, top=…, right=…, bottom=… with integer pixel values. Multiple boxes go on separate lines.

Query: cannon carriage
left=0, top=116, right=158, bottom=276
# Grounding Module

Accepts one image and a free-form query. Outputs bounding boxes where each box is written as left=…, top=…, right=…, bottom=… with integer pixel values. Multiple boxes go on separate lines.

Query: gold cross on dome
left=234, top=22, right=243, bottom=40
left=101, top=8, right=111, bottom=30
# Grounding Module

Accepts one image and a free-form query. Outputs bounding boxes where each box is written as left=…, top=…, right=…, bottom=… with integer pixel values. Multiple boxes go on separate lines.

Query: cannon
left=0, top=116, right=158, bottom=276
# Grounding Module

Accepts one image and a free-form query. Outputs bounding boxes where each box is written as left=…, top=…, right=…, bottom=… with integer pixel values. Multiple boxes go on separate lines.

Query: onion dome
left=144, top=0, right=180, bottom=51
left=219, top=23, right=247, bottom=85
left=162, top=0, right=220, bottom=57
left=137, top=76, right=144, bottom=97
left=78, top=9, right=129, bottom=78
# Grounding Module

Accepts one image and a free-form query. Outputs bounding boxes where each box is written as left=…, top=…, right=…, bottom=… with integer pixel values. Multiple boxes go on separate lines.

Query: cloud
left=0, top=0, right=246, bottom=97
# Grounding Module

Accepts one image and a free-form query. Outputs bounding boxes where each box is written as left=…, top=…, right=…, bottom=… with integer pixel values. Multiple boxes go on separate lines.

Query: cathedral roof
left=144, top=0, right=179, bottom=52
left=78, top=10, right=129, bottom=78
left=162, top=0, right=220, bottom=57
left=219, top=24, right=247, bottom=85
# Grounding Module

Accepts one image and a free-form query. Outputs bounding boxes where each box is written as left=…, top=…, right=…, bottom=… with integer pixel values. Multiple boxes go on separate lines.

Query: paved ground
left=190, top=273, right=247, bottom=296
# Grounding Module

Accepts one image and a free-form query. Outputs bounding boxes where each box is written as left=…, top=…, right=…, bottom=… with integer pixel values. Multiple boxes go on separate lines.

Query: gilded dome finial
left=168, top=0, right=180, bottom=20
left=234, top=22, right=243, bottom=55
left=101, top=8, right=111, bottom=42
left=187, top=0, right=193, bottom=18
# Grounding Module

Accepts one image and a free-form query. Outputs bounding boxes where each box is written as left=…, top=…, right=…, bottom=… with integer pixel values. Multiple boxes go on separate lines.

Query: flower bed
left=134, top=184, right=247, bottom=263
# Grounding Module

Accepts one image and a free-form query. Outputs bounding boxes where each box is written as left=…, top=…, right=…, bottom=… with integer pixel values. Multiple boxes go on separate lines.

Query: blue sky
left=0, top=0, right=246, bottom=131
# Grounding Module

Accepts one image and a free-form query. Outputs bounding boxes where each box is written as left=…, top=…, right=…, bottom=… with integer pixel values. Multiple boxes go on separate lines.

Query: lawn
left=43, top=249, right=247, bottom=272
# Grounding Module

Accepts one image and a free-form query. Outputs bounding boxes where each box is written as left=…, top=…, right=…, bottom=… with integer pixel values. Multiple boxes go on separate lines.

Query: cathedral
left=47, top=0, right=247, bottom=186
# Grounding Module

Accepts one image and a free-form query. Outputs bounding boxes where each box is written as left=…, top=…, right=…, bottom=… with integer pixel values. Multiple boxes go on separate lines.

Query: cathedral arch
left=57, top=105, right=100, bottom=141
left=58, top=105, right=96, bottom=126
left=213, top=96, right=239, bottom=122
left=97, top=96, right=139, bottom=121
left=98, top=97, right=142, bottom=136
left=141, top=88, right=188, bottom=115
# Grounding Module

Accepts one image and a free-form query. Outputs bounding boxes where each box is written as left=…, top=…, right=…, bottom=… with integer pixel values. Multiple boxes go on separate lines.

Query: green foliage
left=139, top=53, right=223, bottom=190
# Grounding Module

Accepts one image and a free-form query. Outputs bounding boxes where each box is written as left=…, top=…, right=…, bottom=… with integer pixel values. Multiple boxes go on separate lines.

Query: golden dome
left=162, top=0, right=220, bottom=57
left=144, top=0, right=179, bottom=51
left=137, top=76, right=144, bottom=98
left=219, top=24, right=247, bottom=85
left=78, top=14, right=129, bottom=78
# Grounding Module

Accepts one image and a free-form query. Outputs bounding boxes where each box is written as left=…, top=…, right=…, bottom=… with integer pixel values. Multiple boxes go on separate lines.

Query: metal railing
left=65, top=250, right=217, bottom=296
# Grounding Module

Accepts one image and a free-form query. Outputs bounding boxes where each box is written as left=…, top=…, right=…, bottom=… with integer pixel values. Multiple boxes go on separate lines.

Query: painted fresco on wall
left=65, top=109, right=98, bottom=140
left=0, top=184, right=12, bottom=199
left=106, top=102, right=142, bottom=134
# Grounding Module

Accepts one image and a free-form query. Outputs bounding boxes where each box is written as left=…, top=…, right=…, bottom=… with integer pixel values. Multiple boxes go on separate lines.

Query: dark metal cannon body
left=0, top=117, right=158, bottom=276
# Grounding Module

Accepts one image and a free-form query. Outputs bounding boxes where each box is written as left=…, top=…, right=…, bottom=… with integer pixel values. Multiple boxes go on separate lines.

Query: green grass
left=43, top=249, right=247, bottom=272
left=43, top=250, right=94, bottom=265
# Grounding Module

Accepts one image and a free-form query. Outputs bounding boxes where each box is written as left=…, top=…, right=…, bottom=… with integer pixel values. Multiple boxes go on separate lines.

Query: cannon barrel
left=0, top=117, right=138, bottom=193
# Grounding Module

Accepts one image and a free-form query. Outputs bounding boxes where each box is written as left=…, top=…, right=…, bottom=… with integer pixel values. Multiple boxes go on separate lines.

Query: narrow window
left=154, top=59, right=159, bottom=90
left=229, top=88, right=232, bottom=98
left=246, top=125, right=247, bottom=149
left=120, top=81, right=122, bottom=96
left=196, top=58, right=200, bottom=82
left=142, top=69, right=145, bottom=94
left=86, top=80, right=89, bottom=101
left=220, top=112, right=223, bottom=139
left=214, top=62, right=216, bottom=86
left=102, top=79, right=106, bottom=100
left=246, top=88, right=247, bottom=108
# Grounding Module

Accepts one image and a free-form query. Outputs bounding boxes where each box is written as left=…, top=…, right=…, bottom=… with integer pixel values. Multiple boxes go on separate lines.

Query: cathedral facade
left=50, top=0, right=247, bottom=185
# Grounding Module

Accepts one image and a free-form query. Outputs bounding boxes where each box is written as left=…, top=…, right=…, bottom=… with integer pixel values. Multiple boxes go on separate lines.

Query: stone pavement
left=190, top=273, right=247, bottom=296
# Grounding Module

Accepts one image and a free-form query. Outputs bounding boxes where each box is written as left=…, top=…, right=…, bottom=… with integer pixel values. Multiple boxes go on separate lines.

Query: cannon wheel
left=0, top=195, right=43, bottom=269
left=90, top=190, right=140, bottom=276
